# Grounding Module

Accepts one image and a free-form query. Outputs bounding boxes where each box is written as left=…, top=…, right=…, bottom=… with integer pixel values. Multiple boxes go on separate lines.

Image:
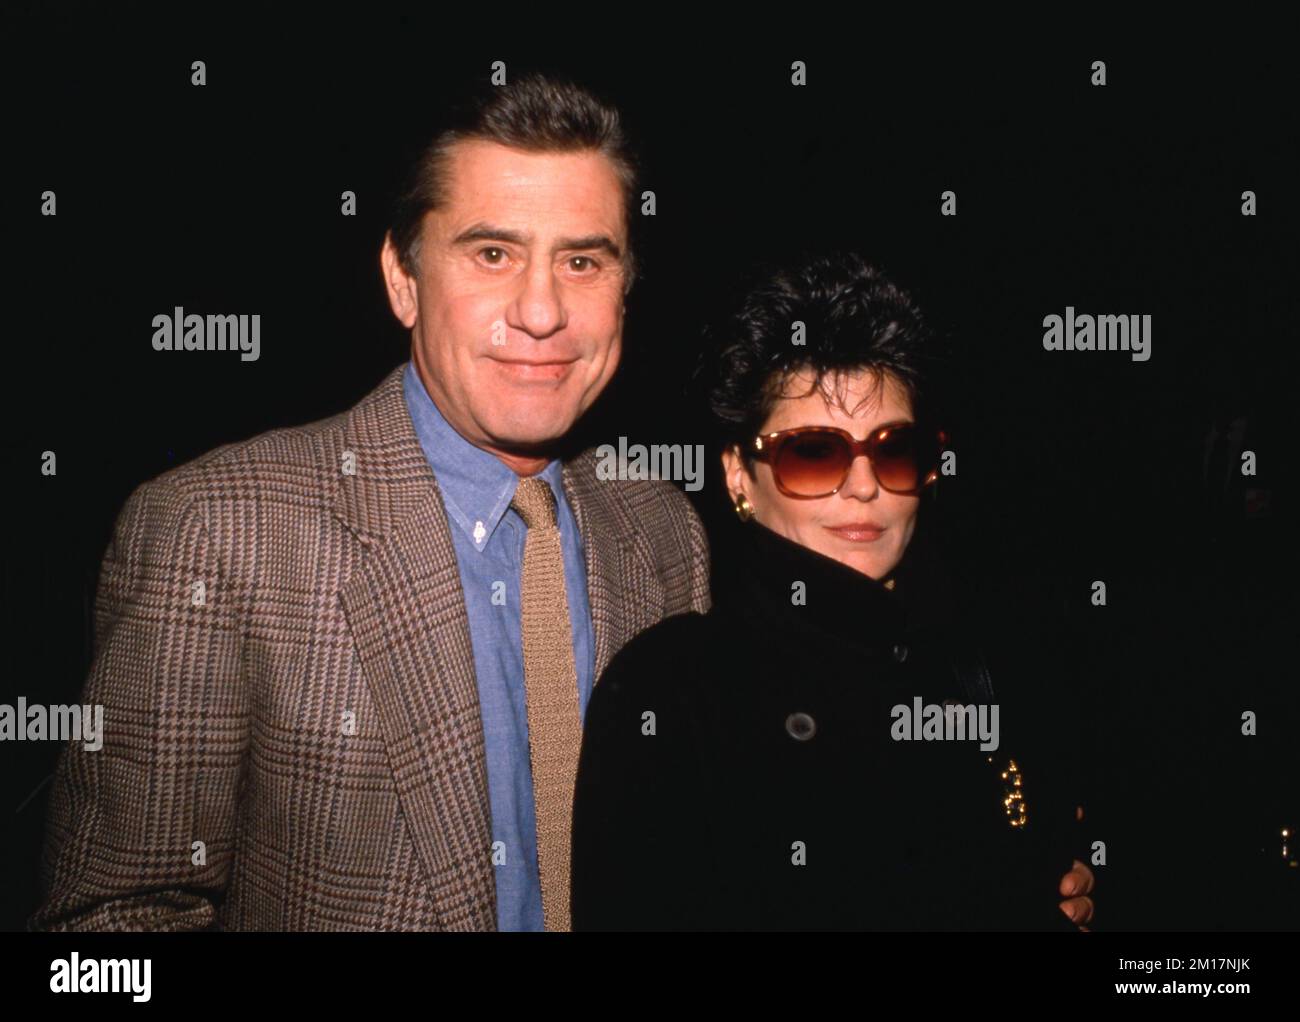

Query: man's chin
left=484, top=417, right=578, bottom=455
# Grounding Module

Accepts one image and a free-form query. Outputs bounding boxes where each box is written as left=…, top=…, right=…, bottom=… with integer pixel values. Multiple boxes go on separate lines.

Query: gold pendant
left=987, top=755, right=1028, bottom=829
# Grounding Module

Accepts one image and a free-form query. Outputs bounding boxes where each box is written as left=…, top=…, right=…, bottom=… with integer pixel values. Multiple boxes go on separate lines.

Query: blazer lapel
left=330, top=363, right=497, bottom=931
left=563, top=451, right=641, bottom=683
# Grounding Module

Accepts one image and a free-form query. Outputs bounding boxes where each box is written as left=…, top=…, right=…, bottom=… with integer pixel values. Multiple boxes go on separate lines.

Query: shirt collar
left=402, top=358, right=565, bottom=552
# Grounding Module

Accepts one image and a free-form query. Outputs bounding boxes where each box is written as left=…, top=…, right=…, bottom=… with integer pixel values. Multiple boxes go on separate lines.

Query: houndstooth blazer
left=30, top=361, right=711, bottom=931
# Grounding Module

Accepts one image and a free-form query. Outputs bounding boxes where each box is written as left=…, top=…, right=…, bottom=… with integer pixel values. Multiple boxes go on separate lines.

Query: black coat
left=571, top=512, right=1087, bottom=931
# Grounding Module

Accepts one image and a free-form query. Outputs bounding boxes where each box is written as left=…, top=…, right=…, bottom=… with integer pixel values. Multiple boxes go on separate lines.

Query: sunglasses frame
left=750, top=422, right=948, bottom=499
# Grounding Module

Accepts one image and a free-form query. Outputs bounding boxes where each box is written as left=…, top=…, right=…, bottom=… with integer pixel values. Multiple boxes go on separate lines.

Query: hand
left=1058, top=805, right=1095, bottom=930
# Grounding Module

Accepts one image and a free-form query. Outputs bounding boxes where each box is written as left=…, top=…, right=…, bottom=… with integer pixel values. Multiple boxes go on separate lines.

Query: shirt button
left=473, top=520, right=486, bottom=544
left=785, top=712, right=817, bottom=741
left=892, top=643, right=909, bottom=663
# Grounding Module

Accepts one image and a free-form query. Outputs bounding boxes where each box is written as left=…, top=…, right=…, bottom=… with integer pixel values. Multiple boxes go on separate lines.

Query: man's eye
left=479, top=247, right=506, bottom=264
left=569, top=255, right=598, bottom=272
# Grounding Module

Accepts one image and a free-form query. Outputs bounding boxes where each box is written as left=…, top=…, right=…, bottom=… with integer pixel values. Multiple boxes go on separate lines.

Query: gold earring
left=734, top=495, right=755, bottom=523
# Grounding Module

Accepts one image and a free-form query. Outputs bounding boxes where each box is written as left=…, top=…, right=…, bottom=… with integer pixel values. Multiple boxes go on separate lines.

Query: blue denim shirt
left=402, top=359, right=596, bottom=931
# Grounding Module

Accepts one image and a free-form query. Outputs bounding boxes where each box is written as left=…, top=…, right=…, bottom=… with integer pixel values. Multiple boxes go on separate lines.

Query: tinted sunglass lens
left=874, top=427, right=929, bottom=492
left=776, top=433, right=852, bottom=496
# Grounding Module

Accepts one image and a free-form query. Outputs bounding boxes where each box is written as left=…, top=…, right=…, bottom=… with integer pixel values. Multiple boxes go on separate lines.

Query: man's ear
left=721, top=445, right=751, bottom=506
left=380, top=231, right=419, bottom=329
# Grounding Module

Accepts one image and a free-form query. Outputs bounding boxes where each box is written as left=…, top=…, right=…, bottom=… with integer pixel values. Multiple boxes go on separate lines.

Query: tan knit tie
left=511, top=476, right=583, bottom=932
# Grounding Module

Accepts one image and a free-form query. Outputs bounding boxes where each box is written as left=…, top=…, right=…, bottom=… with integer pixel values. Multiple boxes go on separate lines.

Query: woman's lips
left=825, top=523, right=885, bottom=542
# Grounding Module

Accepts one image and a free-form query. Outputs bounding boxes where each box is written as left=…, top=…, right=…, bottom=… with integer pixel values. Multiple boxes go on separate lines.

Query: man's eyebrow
left=555, top=234, right=623, bottom=259
left=452, top=223, right=530, bottom=247
left=451, top=223, right=622, bottom=259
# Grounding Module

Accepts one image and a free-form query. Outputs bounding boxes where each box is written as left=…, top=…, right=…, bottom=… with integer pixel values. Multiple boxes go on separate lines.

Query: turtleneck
left=713, top=515, right=952, bottom=659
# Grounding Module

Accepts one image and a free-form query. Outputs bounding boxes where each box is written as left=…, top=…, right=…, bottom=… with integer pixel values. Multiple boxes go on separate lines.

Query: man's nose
left=839, top=453, right=881, bottom=499
left=507, top=261, right=567, bottom=339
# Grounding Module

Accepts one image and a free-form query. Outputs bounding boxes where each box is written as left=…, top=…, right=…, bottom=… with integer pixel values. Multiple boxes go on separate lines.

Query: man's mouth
left=488, top=356, right=579, bottom=382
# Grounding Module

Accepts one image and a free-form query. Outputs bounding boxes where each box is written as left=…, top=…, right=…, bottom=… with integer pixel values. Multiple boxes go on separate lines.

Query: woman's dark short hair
left=697, top=251, right=948, bottom=460
left=387, top=71, right=641, bottom=292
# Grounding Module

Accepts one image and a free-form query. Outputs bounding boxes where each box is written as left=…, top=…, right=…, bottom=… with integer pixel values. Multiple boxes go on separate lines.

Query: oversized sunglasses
left=750, top=422, right=948, bottom=498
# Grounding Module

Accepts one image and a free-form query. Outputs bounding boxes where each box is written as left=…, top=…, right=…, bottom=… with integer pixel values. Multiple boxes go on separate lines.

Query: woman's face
left=723, top=367, right=923, bottom=580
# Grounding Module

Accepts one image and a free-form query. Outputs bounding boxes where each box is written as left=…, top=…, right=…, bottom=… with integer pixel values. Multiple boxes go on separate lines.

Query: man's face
left=382, top=140, right=628, bottom=463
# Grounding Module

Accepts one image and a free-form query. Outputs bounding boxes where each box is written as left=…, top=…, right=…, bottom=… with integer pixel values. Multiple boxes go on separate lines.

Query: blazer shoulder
left=146, top=409, right=345, bottom=495
left=569, top=448, right=701, bottom=518
left=568, top=448, right=708, bottom=564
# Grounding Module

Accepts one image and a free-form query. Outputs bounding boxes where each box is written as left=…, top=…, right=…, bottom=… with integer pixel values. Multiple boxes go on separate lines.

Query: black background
left=4, top=11, right=1298, bottom=934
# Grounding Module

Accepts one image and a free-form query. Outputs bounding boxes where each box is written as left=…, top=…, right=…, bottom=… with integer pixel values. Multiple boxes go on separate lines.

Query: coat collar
left=718, top=513, right=957, bottom=657
left=326, top=361, right=633, bottom=929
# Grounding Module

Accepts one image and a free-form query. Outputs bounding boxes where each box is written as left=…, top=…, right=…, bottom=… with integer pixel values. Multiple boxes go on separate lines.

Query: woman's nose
left=839, top=453, right=880, bottom=498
